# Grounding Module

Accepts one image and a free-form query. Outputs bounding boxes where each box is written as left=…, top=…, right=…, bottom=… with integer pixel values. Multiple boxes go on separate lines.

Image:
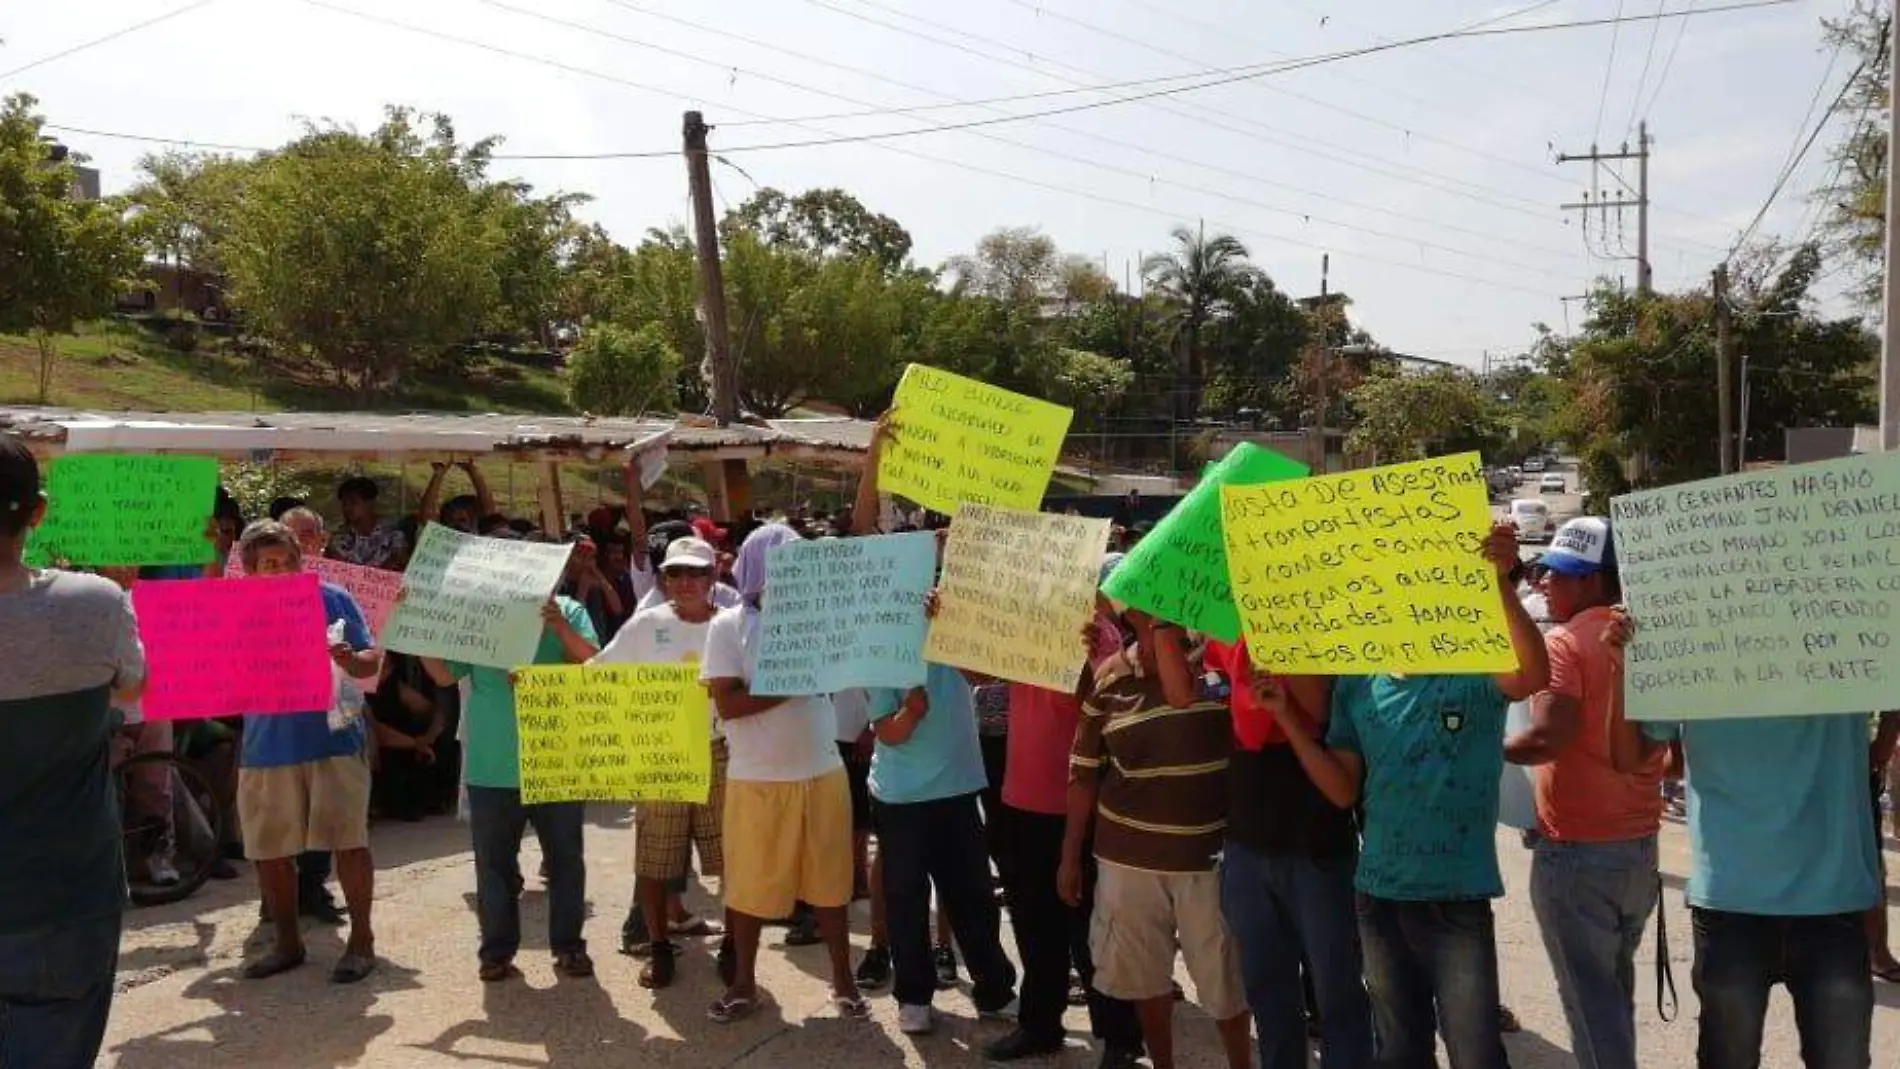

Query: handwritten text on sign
left=26, top=454, right=219, bottom=567
left=383, top=524, right=572, bottom=670
left=513, top=664, right=711, bottom=805
left=1221, top=453, right=1512, bottom=675
left=1100, top=443, right=1308, bottom=641
left=132, top=573, right=333, bottom=720
left=924, top=505, right=1110, bottom=692
left=878, top=364, right=1074, bottom=515
left=1613, top=452, right=1900, bottom=720
left=227, top=552, right=403, bottom=640
left=752, top=532, right=936, bottom=696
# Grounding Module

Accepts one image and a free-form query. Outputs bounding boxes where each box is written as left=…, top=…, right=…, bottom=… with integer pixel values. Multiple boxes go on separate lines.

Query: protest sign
left=132, top=573, right=333, bottom=720
left=383, top=524, right=572, bottom=670
left=1101, top=443, right=1309, bottom=640
left=1221, top=452, right=1513, bottom=675
left=752, top=531, right=935, bottom=696
left=924, top=504, right=1110, bottom=692
left=226, top=552, right=401, bottom=640
left=513, top=663, right=711, bottom=805
left=878, top=364, right=1073, bottom=515
left=1613, top=451, right=1900, bottom=720
left=26, top=455, right=218, bottom=567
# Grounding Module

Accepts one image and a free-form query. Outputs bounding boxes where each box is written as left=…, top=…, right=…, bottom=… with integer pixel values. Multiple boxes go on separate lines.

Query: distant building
left=1784, top=425, right=1879, bottom=464
left=70, top=164, right=100, bottom=201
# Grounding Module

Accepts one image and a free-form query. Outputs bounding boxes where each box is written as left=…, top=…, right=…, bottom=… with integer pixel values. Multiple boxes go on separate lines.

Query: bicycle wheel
left=116, top=751, right=227, bottom=907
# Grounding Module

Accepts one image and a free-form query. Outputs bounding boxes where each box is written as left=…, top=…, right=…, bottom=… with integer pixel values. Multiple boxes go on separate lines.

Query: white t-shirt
left=592, top=602, right=720, bottom=739
left=832, top=688, right=871, bottom=743
left=699, top=605, right=842, bottom=782
left=634, top=580, right=743, bottom=615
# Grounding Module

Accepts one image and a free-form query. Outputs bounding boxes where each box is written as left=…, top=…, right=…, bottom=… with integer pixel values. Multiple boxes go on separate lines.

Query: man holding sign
left=1253, top=523, right=1548, bottom=1069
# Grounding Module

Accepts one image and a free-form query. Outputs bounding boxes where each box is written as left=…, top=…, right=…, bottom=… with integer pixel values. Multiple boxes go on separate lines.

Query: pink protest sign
left=308, top=557, right=401, bottom=640
left=132, top=573, right=333, bottom=721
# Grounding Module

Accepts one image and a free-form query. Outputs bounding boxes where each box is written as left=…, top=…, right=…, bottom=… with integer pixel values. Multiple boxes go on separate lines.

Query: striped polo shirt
left=1071, top=657, right=1232, bottom=873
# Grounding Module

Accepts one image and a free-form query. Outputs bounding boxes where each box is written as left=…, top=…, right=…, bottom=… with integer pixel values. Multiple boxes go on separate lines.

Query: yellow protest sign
left=1220, top=452, right=1514, bottom=675
left=513, top=664, right=711, bottom=805
left=924, top=504, right=1111, bottom=692
left=879, top=363, right=1074, bottom=515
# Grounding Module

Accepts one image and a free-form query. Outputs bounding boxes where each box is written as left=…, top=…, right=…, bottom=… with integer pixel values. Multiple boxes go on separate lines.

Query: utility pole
left=1314, top=253, right=1330, bottom=472
left=1882, top=3, right=1900, bottom=451
left=684, top=111, right=739, bottom=426
left=1557, top=121, right=1652, bottom=295
left=1714, top=262, right=1734, bottom=474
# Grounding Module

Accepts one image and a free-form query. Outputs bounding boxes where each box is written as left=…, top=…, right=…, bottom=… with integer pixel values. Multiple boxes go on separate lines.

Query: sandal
left=479, top=961, right=521, bottom=983
left=639, top=943, right=677, bottom=990
left=1873, top=963, right=1900, bottom=983
left=833, top=993, right=871, bottom=1019
left=241, top=947, right=307, bottom=981
left=707, top=992, right=759, bottom=1024
left=330, top=952, right=377, bottom=985
left=673, top=915, right=723, bottom=938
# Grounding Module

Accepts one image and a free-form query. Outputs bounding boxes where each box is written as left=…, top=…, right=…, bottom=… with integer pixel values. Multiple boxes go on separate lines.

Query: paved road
left=103, top=812, right=1900, bottom=1068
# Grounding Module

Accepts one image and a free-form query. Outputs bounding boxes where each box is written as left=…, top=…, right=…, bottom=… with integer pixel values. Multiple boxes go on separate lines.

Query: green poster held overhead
left=1100, top=443, right=1308, bottom=640
left=1614, top=449, right=1900, bottom=720
left=25, top=454, right=220, bottom=567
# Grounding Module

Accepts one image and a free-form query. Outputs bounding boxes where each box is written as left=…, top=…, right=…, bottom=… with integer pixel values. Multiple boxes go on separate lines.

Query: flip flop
left=1873, top=964, right=1900, bottom=983
left=673, top=915, right=723, bottom=938
left=707, top=993, right=759, bottom=1024
left=241, top=947, right=307, bottom=981
left=832, top=994, right=871, bottom=1019
left=330, top=952, right=377, bottom=985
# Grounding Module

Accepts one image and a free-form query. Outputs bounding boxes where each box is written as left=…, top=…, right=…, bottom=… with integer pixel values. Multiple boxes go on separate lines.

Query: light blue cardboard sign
left=751, top=531, right=936, bottom=696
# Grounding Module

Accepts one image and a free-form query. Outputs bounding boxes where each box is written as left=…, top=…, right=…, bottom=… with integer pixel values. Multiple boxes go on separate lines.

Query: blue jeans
left=1220, top=843, right=1374, bottom=1069
left=0, top=912, right=122, bottom=1069
left=1529, top=836, right=1658, bottom=1069
left=467, top=786, right=587, bottom=964
left=1356, top=895, right=1507, bottom=1069
left=1691, top=909, right=1871, bottom=1069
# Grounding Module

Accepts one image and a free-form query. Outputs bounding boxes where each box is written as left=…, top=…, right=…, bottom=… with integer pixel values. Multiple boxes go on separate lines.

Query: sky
left=1, top=0, right=1867, bottom=367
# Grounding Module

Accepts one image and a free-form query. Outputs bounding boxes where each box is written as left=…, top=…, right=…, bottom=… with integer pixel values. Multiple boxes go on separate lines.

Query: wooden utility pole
left=684, top=111, right=739, bottom=426
left=1714, top=262, right=1734, bottom=474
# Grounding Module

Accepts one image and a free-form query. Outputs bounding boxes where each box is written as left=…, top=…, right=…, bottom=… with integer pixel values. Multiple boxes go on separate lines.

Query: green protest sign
left=383, top=523, right=574, bottom=670
left=1614, top=450, right=1900, bottom=720
left=25, top=454, right=219, bottom=567
left=1100, top=443, right=1308, bottom=640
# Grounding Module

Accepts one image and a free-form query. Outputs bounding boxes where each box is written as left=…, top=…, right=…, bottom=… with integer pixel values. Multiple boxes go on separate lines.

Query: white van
left=1510, top=498, right=1552, bottom=543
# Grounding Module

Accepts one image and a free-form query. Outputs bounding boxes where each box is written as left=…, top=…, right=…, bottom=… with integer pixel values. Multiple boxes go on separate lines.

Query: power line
left=1728, top=53, right=1867, bottom=259
left=1593, top=0, right=1630, bottom=144
left=0, top=0, right=220, bottom=82
left=1624, top=0, right=1670, bottom=135
left=1634, top=0, right=1697, bottom=121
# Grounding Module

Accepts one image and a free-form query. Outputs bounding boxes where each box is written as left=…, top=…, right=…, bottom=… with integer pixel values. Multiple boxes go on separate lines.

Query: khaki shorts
left=722, top=767, right=853, bottom=919
left=1090, top=859, right=1247, bottom=1020
left=237, top=753, right=372, bottom=861
left=635, top=740, right=729, bottom=881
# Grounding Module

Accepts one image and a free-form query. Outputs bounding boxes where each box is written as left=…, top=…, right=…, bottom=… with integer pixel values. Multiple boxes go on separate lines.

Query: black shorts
left=840, top=742, right=873, bottom=832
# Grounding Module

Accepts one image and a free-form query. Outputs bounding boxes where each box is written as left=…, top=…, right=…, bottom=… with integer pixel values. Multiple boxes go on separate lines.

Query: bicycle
left=115, top=749, right=229, bottom=907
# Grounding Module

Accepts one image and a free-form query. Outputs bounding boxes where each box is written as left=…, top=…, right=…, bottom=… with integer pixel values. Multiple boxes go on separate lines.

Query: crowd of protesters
left=3, top=418, right=1898, bottom=1069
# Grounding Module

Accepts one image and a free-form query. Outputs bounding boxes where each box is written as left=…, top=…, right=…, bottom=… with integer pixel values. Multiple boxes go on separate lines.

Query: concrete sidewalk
left=103, top=810, right=1900, bottom=1068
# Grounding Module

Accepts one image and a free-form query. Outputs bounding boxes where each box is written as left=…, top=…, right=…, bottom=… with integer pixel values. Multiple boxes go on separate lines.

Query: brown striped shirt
left=1070, top=660, right=1232, bottom=873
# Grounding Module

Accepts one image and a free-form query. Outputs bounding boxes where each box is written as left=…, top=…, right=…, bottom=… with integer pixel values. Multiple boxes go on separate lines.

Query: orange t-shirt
left=1533, top=605, right=1665, bottom=842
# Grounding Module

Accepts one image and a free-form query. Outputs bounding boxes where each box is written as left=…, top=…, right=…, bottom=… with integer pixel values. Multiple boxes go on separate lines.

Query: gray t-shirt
left=0, top=569, right=145, bottom=934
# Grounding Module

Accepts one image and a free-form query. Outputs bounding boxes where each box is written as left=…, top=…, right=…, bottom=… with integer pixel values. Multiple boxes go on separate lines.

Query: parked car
left=1539, top=473, right=1566, bottom=494
left=1510, top=498, right=1553, bottom=542
left=1522, top=456, right=1546, bottom=473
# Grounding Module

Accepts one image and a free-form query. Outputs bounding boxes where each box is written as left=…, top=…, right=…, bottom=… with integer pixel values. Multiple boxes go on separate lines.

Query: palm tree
left=1142, top=223, right=1252, bottom=426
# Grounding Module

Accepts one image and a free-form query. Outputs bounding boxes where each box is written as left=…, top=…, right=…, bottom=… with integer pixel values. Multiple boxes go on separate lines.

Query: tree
left=1816, top=1, right=1889, bottom=308
left=126, top=149, right=250, bottom=284
left=1345, top=367, right=1504, bottom=463
left=0, top=94, right=142, bottom=402
left=948, top=227, right=1061, bottom=304
left=722, top=187, right=912, bottom=274
left=565, top=322, right=682, bottom=416
left=1142, top=224, right=1252, bottom=421
left=1202, top=271, right=1311, bottom=422
left=1038, top=347, right=1134, bottom=431
left=218, top=109, right=510, bottom=396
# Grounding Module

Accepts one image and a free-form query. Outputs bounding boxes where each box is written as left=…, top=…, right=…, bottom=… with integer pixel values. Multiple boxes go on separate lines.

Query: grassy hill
left=0, top=320, right=570, bottom=414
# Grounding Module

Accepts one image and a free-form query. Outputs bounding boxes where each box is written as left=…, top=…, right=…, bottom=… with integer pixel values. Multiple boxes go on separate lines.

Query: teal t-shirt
left=450, top=597, right=599, bottom=791
left=1328, top=674, right=1508, bottom=901
left=1642, top=714, right=1878, bottom=916
left=867, top=663, right=988, bottom=805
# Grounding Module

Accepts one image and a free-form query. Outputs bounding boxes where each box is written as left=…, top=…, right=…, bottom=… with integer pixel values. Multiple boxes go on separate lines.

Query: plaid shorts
left=633, top=739, right=728, bottom=881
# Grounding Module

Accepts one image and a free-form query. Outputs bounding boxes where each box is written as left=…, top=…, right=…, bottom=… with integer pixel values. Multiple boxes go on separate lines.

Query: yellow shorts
left=237, top=753, right=372, bottom=862
left=722, top=767, right=853, bottom=919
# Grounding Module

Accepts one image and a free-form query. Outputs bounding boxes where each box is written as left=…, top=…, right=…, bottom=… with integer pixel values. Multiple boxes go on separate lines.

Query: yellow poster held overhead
left=513, top=664, right=711, bottom=805
left=879, top=363, right=1074, bottom=515
left=1220, top=452, right=1514, bottom=675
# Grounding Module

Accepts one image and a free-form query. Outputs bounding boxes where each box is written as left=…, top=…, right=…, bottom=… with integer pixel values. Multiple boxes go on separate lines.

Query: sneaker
left=1098, top=1043, right=1144, bottom=1069
left=985, top=1028, right=1065, bottom=1061
left=147, top=857, right=181, bottom=887
left=855, top=945, right=892, bottom=990
left=784, top=915, right=822, bottom=947
left=933, top=943, right=959, bottom=990
left=898, top=1003, right=935, bottom=1035
left=976, top=994, right=1019, bottom=1021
